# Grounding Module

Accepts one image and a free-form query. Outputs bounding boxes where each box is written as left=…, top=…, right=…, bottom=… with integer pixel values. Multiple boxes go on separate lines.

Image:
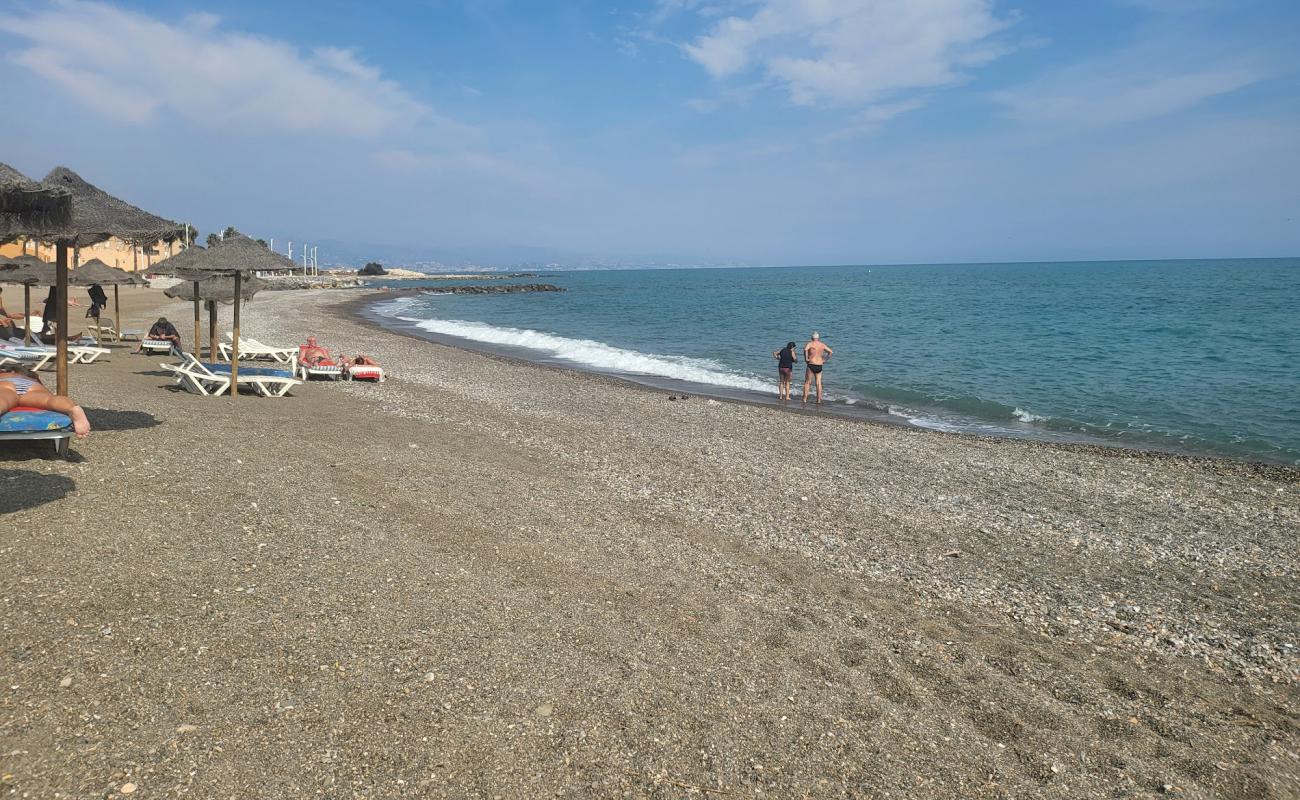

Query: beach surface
left=2, top=288, right=1296, bottom=799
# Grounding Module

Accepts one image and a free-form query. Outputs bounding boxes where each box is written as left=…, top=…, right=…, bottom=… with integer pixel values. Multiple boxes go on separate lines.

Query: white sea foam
left=402, top=316, right=772, bottom=393
left=1013, top=407, right=1049, bottom=424
left=887, top=405, right=966, bottom=433
left=372, top=296, right=421, bottom=316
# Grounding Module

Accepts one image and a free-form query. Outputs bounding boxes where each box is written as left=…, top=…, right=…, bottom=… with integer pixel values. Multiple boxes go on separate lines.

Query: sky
left=0, top=0, right=1297, bottom=267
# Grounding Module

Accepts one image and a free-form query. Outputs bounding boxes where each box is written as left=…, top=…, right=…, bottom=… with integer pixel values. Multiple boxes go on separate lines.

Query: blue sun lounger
left=0, top=408, right=73, bottom=456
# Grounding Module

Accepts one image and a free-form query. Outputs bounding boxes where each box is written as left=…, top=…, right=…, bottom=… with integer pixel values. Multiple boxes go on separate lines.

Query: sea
left=367, top=259, right=1300, bottom=466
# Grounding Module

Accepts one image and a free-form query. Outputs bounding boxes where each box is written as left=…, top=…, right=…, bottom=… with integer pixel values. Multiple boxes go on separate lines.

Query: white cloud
left=819, top=98, right=927, bottom=142
left=679, top=0, right=1014, bottom=106
left=0, top=0, right=428, bottom=138
left=992, top=51, right=1264, bottom=128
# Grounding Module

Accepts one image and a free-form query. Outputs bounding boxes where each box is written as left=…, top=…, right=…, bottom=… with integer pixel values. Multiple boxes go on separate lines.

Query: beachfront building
left=0, top=234, right=190, bottom=272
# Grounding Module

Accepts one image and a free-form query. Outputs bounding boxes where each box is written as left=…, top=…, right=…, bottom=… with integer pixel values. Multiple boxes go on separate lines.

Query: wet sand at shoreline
left=1, top=288, right=1296, bottom=798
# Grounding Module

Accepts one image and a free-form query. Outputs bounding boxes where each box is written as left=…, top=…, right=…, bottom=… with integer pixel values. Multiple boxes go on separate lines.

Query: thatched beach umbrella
left=163, top=276, right=267, bottom=359
left=0, top=165, right=185, bottom=396
left=0, top=163, right=70, bottom=223
left=154, top=234, right=295, bottom=399
left=71, top=258, right=147, bottom=345
left=0, top=256, right=56, bottom=344
left=153, top=245, right=208, bottom=354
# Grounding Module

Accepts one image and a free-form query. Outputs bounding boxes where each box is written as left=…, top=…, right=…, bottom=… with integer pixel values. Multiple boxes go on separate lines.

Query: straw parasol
left=164, top=276, right=268, bottom=360
left=70, top=258, right=148, bottom=346
left=163, top=275, right=267, bottom=304
left=0, top=256, right=56, bottom=344
left=0, top=166, right=186, bottom=396
left=0, top=162, right=71, bottom=225
left=153, top=233, right=295, bottom=398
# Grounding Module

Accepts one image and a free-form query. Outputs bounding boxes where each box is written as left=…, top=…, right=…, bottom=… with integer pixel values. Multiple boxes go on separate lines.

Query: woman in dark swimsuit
left=772, top=341, right=798, bottom=401
left=0, top=367, right=91, bottom=437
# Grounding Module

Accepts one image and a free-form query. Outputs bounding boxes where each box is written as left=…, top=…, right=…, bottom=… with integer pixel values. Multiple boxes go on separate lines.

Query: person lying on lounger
left=0, top=366, right=91, bottom=437
left=135, top=317, right=183, bottom=354
left=298, top=336, right=335, bottom=367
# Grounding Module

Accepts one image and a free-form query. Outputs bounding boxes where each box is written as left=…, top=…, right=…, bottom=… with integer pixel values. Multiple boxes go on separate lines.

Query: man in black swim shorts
left=802, top=331, right=833, bottom=404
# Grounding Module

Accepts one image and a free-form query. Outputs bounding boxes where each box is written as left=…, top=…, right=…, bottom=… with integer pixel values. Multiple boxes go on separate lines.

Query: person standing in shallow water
left=773, top=341, right=798, bottom=400
left=802, top=331, right=833, bottom=404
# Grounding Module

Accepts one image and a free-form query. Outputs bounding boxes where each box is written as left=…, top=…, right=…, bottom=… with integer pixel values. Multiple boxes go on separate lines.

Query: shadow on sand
left=85, top=409, right=160, bottom=432
left=0, top=469, right=75, bottom=512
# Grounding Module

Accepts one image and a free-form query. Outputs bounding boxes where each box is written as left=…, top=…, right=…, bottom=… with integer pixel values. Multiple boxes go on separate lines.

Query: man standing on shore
left=802, top=331, right=832, bottom=404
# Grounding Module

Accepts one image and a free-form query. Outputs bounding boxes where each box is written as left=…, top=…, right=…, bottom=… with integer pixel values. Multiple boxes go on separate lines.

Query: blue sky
left=0, top=0, right=1297, bottom=266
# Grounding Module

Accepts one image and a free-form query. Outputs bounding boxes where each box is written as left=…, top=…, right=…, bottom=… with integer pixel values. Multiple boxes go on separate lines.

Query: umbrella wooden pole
left=192, top=281, right=201, bottom=356
left=113, top=285, right=121, bottom=346
left=23, top=285, right=31, bottom=345
left=230, top=273, right=241, bottom=399
left=55, top=243, right=69, bottom=397
left=207, top=301, right=216, bottom=360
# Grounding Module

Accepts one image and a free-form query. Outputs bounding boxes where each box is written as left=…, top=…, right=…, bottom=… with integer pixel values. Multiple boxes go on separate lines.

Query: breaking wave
left=392, top=314, right=771, bottom=393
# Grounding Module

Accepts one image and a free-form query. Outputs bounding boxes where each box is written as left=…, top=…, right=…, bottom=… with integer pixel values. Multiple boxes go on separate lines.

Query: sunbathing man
left=0, top=366, right=91, bottom=437
left=298, top=335, right=335, bottom=367
left=135, top=317, right=182, bottom=355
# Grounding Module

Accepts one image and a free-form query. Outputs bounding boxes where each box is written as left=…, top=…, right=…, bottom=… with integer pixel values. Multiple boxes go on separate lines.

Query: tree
left=256, top=239, right=268, bottom=248
left=205, top=233, right=220, bottom=248
left=359, top=262, right=387, bottom=276
left=223, top=226, right=240, bottom=238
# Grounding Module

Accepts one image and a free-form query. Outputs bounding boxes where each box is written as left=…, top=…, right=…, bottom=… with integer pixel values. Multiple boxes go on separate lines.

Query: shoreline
left=340, top=288, right=1300, bottom=480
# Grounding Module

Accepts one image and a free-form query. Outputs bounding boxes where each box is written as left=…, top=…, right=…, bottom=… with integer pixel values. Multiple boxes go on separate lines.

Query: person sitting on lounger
left=0, top=289, right=23, bottom=340
left=0, top=366, right=91, bottom=437
left=135, top=317, right=183, bottom=355
left=298, top=336, right=335, bottom=367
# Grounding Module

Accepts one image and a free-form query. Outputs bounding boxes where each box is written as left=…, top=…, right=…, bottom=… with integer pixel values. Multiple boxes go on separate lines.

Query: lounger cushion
left=204, top=363, right=295, bottom=379
left=349, top=366, right=383, bottom=379
left=0, top=407, right=71, bottom=433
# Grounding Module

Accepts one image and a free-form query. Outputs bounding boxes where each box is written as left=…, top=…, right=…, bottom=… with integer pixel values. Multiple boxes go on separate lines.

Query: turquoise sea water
left=370, top=259, right=1300, bottom=465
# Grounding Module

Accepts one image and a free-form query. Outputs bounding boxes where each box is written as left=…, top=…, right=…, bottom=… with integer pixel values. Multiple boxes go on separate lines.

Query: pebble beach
left=2, top=287, right=1297, bottom=798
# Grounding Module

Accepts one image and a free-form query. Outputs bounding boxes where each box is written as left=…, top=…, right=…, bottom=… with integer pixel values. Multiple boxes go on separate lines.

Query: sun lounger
left=0, top=406, right=73, bottom=456
left=2, top=343, right=110, bottom=367
left=218, top=333, right=297, bottom=364
left=344, top=363, right=385, bottom=382
left=139, top=339, right=178, bottom=355
left=163, top=354, right=301, bottom=398
left=69, top=344, right=111, bottom=364
left=299, top=361, right=343, bottom=380
left=86, top=317, right=120, bottom=343
left=0, top=346, right=56, bottom=371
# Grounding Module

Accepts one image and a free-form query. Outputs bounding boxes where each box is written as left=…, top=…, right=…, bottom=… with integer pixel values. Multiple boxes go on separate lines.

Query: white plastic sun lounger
left=298, top=362, right=343, bottom=380
left=86, top=318, right=121, bottom=343
left=163, top=354, right=302, bottom=398
left=3, top=343, right=110, bottom=366
left=218, top=333, right=297, bottom=364
left=69, top=345, right=111, bottom=364
left=139, top=339, right=177, bottom=355
left=0, top=347, right=56, bottom=371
